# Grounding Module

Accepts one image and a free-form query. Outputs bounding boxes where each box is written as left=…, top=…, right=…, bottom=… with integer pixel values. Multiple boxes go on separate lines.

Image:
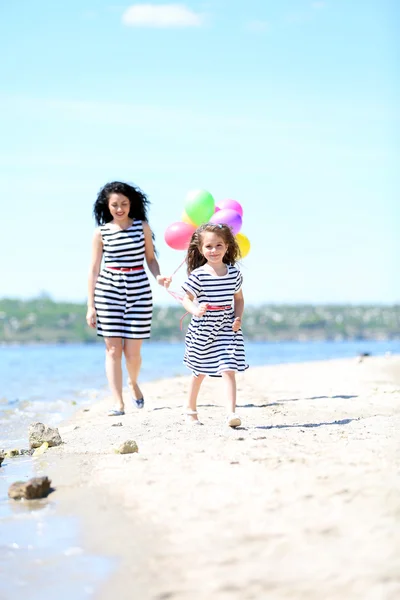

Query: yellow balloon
left=182, top=211, right=197, bottom=227
left=236, top=232, right=251, bottom=258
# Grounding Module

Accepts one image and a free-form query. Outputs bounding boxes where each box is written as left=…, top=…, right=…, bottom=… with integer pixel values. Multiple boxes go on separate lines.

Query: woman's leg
left=185, top=374, right=205, bottom=422
left=104, top=338, right=124, bottom=411
left=221, top=370, right=241, bottom=427
left=124, top=339, right=144, bottom=401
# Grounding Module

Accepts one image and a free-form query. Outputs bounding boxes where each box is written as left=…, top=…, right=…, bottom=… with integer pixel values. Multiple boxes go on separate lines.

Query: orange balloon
left=182, top=211, right=197, bottom=227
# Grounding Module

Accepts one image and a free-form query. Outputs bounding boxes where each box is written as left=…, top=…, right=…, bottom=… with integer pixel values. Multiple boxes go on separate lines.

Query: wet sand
left=25, top=356, right=400, bottom=599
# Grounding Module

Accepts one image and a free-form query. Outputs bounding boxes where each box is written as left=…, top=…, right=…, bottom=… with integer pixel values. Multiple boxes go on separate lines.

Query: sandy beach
left=31, top=356, right=400, bottom=599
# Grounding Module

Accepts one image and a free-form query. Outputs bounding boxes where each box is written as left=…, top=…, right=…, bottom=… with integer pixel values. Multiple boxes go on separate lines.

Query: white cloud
left=312, top=1, right=326, bottom=8
left=122, top=3, right=204, bottom=28
left=246, top=20, right=270, bottom=33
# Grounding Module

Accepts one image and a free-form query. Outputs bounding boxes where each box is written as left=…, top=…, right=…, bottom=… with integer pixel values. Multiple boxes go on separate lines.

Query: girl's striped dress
left=182, top=264, right=248, bottom=376
left=94, top=221, right=152, bottom=339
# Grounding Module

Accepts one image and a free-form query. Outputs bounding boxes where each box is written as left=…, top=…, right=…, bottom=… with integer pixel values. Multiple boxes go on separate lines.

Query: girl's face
left=200, top=231, right=227, bottom=265
left=108, top=193, right=130, bottom=221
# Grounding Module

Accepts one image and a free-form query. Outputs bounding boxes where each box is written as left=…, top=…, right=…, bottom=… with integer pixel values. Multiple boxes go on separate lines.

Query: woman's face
left=108, top=193, right=130, bottom=221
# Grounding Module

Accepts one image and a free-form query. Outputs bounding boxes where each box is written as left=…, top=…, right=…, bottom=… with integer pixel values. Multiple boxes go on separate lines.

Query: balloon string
left=170, top=257, right=186, bottom=277
left=165, top=257, right=186, bottom=304
left=166, top=289, right=185, bottom=303
left=166, top=289, right=189, bottom=329
left=165, top=257, right=189, bottom=328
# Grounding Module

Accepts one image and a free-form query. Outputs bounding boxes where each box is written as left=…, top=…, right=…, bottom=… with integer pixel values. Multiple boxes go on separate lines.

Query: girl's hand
left=156, top=275, right=172, bottom=288
left=195, top=303, right=208, bottom=318
left=232, top=317, right=242, bottom=332
left=86, top=307, right=97, bottom=329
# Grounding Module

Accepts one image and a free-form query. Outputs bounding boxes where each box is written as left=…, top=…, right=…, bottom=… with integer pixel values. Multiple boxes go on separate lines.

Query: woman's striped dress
left=94, top=221, right=153, bottom=339
left=182, top=265, right=248, bottom=376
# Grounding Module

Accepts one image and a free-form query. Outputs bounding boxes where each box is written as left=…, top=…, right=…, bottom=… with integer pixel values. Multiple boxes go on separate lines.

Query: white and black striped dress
left=94, top=221, right=152, bottom=339
left=182, top=265, right=248, bottom=376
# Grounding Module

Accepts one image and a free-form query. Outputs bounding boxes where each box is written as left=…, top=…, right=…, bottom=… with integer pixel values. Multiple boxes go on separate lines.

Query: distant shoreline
left=1, top=297, right=399, bottom=344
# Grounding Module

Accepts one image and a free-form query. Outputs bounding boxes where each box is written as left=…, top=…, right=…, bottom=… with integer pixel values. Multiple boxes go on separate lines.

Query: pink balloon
left=215, top=199, right=243, bottom=217
left=165, top=221, right=196, bottom=250
left=210, top=208, right=242, bottom=235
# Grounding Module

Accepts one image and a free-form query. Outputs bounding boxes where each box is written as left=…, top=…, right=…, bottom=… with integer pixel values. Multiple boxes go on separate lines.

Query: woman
left=86, top=181, right=171, bottom=416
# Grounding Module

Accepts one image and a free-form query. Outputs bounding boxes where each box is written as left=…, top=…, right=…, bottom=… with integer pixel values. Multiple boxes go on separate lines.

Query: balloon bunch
left=164, top=189, right=251, bottom=258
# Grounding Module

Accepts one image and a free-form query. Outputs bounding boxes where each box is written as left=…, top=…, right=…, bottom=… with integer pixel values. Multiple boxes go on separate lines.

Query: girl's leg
left=123, top=339, right=144, bottom=401
left=221, top=370, right=237, bottom=412
left=186, top=374, right=205, bottom=422
left=221, top=370, right=241, bottom=427
left=104, top=338, right=124, bottom=411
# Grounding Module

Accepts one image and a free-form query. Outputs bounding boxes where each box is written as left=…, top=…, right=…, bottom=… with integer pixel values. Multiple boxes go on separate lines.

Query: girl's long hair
left=93, top=181, right=150, bottom=225
left=186, top=223, right=241, bottom=274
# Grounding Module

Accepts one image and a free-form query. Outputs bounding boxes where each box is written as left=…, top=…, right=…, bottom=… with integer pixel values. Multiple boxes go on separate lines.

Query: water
left=1, top=339, right=399, bottom=598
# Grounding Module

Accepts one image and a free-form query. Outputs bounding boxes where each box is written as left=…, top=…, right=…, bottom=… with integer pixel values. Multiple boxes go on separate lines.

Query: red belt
left=106, top=267, right=144, bottom=272
left=180, top=304, right=232, bottom=330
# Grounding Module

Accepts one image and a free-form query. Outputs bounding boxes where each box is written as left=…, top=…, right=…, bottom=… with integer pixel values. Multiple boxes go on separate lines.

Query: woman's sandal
left=184, top=410, right=203, bottom=426
left=130, top=393, right=144, bottom=409
left=108, top=408, right=125, bottom=417
left=134, top=397, right=144, bottom=409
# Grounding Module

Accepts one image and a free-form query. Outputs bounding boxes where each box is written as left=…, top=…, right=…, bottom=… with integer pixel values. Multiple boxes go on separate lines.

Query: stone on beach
left=28, top=422, right=63, bottom=449
left=117, top=440, right=139, bottom=454
left=4, top=449, right=20, bottom=458
left=20, top=449, right=35, bottom=456
left=8, top=476, right=52, bottom=500
left=0, top=452, right=4, bottom=467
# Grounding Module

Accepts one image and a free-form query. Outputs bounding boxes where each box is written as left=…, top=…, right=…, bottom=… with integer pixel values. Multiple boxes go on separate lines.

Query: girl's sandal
left=184, top=410, right=202, bottom=426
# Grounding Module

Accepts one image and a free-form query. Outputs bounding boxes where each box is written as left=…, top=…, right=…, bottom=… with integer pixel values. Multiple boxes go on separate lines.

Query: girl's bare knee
left=221, top=370, right=235, bottom=379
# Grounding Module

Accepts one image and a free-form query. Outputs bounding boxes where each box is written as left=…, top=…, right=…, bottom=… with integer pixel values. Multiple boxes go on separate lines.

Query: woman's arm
left=232, top=289, right=244, bottom=332
left=86, top=229, right=103, bottom=328
left=143, top=222, right=171, bottom=287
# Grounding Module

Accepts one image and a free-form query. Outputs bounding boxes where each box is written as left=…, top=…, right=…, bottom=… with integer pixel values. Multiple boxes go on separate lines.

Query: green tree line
left=0, top=297, right=399, bottom=344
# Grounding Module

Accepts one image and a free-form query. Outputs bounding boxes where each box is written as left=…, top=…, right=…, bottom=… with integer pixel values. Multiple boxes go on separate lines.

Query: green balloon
left=184, top=189, right=215, bottom=225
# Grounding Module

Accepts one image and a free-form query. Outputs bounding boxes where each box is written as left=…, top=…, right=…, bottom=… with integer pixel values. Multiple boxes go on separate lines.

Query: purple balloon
left=215, top=199, right=243, bottom=217
left=210, top=208, right=242, bottom=235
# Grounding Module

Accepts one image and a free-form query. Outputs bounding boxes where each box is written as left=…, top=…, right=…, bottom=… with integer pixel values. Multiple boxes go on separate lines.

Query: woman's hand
left=195, top=303, right=208, bottom=318
left=232, top=317, right=242, bottom=332
left=156, top=275, right=172, bottom=288
left=86, top=307, right=97, bottom=328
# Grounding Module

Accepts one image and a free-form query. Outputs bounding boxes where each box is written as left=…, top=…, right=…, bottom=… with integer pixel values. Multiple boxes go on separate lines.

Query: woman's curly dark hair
left=186, top=223, right=241, bottom=274
left=93, top=181, right=151, bottom=225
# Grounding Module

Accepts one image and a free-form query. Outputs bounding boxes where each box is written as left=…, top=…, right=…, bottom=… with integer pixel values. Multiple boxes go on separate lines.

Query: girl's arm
left=182, top=292, right=208, bottom=318
left=86, top=228, right=103, bottom=328
left=143, top=222, right=171, bottom=287
left=232, top=289, right=244, bottom=332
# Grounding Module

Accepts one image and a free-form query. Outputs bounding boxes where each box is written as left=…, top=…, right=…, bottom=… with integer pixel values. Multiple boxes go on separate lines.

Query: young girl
left=86, top=181, right=171, bottom=416
left=181, top=223, right=248, bottom=427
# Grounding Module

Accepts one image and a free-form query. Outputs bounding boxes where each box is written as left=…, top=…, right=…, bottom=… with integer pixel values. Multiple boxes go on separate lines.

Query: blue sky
left=1, top=0, right=398, bottom=306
